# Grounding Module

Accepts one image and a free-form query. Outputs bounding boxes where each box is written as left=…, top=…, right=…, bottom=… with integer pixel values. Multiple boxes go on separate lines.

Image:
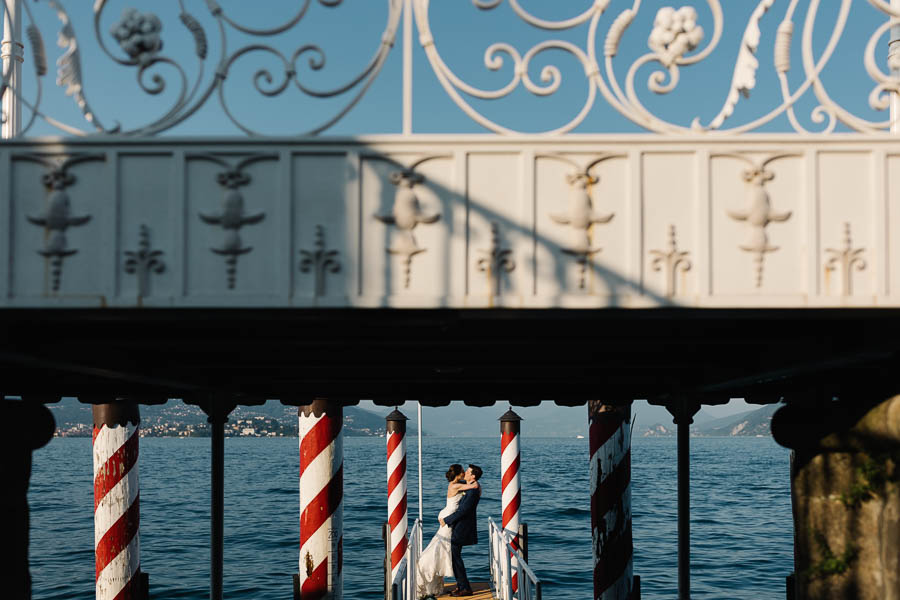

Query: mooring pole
left=667, top=399, right=699, bottom=600
left=386, top=409, right=409, bottom=592
left=92, top=399, right=148, bottom=600
left=1, top=0, right=23, bottom=139
left=298, top=398, right=343, bottom=600
left=500, top=408, right=523, bottom=593
left=589, top=401, right=635, bottom=600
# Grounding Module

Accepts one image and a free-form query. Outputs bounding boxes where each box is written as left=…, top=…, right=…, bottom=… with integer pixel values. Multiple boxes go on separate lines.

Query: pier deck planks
left=435, top=581, right=493, bottom=599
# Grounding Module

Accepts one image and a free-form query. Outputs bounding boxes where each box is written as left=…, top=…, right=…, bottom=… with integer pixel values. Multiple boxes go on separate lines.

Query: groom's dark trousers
left=442, top=485, right=480, bottom=592
left=450, top=543, right=470, bottom=591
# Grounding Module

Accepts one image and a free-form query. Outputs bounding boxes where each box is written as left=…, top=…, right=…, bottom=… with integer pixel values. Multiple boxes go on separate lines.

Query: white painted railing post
left=1, top=0, right=23, bottom=138
left=402, top=0, right=413, bottom=134
left=892, top=0, right=900, bottom=133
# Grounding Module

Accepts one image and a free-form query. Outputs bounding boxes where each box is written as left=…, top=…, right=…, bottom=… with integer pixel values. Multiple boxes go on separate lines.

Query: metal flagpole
left=417, top=401, right=423, bottom=523
left=1, top=0, right=23, bottom=139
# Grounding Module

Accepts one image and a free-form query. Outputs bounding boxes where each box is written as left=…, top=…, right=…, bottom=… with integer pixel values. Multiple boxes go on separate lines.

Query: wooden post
left=299, top=399, right=343, bottom=600
left=92, top=399, right=148, bottom=600
left=589, top=401, right=635, bottom=600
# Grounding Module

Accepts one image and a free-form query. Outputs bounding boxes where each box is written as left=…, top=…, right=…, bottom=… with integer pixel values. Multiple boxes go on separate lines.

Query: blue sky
left=4, top=0, right=897, bottom=137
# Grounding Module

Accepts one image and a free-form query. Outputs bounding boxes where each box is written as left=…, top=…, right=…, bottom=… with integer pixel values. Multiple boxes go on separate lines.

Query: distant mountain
left=695, top=404, right=780, bottom=437
left=46, top=398, right=409, bottom=437
left=638, top=403, right=781, bottom=437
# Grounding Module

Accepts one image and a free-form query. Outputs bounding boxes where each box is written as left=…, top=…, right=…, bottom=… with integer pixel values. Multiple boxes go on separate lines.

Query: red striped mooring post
left=500, top=409, right=523, bottom=593
left=298, top=398, right=343, bottom=600
left=386, top=409, right=409, bottom=587
left=589, top=401, right=636, bottom=600
left=92, top=400, right=147, bottom=600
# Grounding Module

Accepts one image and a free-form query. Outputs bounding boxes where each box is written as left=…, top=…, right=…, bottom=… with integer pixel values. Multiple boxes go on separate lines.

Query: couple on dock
left=416, top=463, right=483, bottom=598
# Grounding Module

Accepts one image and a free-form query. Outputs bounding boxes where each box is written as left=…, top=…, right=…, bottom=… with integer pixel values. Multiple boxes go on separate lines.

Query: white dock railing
left=489, top=517, right=541, bottom=600
left=390, top=518, right=423, bottom=600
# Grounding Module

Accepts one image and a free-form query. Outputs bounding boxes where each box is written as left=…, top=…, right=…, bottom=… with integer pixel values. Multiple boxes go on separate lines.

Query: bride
left=416, top=464, right=479, bottom=598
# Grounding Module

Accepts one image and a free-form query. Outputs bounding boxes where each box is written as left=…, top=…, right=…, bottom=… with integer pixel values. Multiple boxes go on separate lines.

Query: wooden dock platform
left=435, top=581, right=493, bottom=599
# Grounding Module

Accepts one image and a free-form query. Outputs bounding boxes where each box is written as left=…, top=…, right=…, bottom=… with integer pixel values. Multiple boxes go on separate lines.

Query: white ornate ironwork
left=2, top=1, right=900, bottom=137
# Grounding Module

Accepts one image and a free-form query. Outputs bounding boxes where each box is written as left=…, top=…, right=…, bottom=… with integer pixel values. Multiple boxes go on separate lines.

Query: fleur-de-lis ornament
left=375, top=170, right=440, bottom=289
left=299, top=225, right=341, bottom=297
left=124, top=224, right=165, bottom=299
left=824, top=222, right=866, bottom=297
left=476, top=222, right=515, bottom=298
left=649, top=225, right=691, bottom=299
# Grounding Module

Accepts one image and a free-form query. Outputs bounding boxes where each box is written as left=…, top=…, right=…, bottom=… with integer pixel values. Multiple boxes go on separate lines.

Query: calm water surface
left=29, top=436, right=792, bottom=599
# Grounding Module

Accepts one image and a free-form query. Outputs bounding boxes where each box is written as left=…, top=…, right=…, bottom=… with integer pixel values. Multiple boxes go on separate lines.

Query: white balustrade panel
left=1, top=137, right=898, bottom=309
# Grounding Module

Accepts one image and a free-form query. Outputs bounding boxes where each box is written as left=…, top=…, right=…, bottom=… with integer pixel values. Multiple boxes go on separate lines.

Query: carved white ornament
left=648, top=7, right=704, bottom=68
left=110, top=9, right=163, bottom=65
left=299, top=225, right=341, bottom=297
left=193, top=154, right=275, bottom=289
left=123, top=224, right=165, bottom=299
left=649, top=225, right=692, bottom=299
left=824, top=222, right=866, bottom=297
left=550, top=169, right=614, bottom=290
left=20, top=154, right=102, bottom=292
left=375, top=166, right=441, bottom=289
left=476, top=222, right=515, bottom=298
left=727, top=161, right=792, bottom=288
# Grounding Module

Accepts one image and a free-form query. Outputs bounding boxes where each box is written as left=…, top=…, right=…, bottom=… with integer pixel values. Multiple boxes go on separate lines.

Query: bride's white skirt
left=417, top=528, right=454, bottom=597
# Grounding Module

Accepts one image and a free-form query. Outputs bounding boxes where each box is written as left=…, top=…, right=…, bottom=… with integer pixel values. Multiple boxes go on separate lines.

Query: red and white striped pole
left=589, top=401, right=635, bottom=600
left=92, top=400, right=146, bottom=600
left=500, top=409, right=522, bottom=594
left=299, top=398, right=343, bottom=600
left=386, top=409, right=409, bottom=586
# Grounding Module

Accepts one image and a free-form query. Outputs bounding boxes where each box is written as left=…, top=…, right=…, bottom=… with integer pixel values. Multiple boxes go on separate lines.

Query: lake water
left=29, top=436, right=793, bottom=599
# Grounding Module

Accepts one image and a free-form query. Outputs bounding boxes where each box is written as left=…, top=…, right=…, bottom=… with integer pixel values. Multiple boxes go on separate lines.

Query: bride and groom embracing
left=416, top=463, right=483, bottom=598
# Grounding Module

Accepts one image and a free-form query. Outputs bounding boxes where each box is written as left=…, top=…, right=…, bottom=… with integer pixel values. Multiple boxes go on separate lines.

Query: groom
left=440, top=464, right=483, bottom=597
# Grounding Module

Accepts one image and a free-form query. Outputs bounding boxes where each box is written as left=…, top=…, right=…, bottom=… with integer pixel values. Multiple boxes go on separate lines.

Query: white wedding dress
left=416, top=493, right=461, bottom=598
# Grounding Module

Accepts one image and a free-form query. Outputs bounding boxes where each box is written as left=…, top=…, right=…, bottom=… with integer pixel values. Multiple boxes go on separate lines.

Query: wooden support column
left=589, top=401, right=637, bottom=600
left=772, top=394, right=900, bottom=600
left=297, top=398, right=343, bottom=600
left=92, top=399, right=149, bottom=600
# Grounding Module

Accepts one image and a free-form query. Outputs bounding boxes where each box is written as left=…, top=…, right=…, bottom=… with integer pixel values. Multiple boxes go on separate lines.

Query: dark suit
left=442, top=485, right=480, bottom=592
